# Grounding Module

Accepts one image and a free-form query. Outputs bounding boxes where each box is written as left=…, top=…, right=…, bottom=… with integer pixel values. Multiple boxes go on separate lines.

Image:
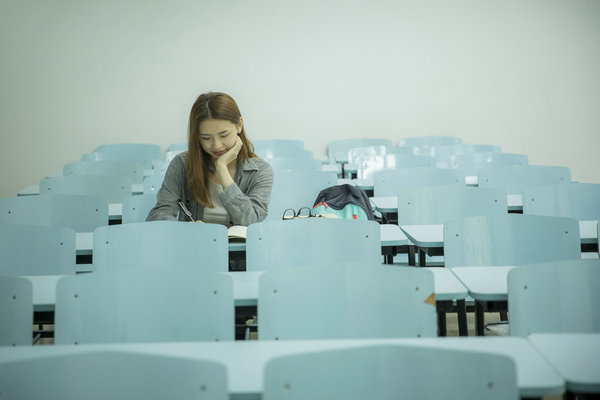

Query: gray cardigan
left=146, top=153, right=273, bottom=226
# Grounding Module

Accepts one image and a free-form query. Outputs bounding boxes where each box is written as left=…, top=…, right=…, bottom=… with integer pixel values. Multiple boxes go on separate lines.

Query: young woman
left=147, top=92, right=274, bottom=226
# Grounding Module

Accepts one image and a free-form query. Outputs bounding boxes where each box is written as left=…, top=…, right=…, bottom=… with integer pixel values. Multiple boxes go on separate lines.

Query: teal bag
left=312, top=202, right=369, bottom=220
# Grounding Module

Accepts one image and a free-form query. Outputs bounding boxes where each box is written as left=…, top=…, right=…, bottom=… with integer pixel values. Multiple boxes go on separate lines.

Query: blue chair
left=96, top=143, right=162, bottom=159
left=151, top=159, right=170, bottom=175
left=121, top=193, right=158, bottom=224
left=357, top=154, right=436, bottom=180
left=478, top=165, right=571, bottom=195
left=327, top=138, right=392, bottom=164
left=55, top=269, right=234, bottom=344
left=444, top=214, right=581, bottom=268
left=450, top=152, right=528, bottom=176
left=92, top=221, right=228, bottom=272
left=267, top=157, right=319, bottom=172
left=39, top=175, right=132, bottom=203
left=263, top=345, right=518, bottom=399
left=431, top=144, right=502, bottom=166
left=258, top=266, right=437, bottom=340
left=266, top=170, right=337, bottom=220
left=0, top=276, right=32, bottom=346
left=385, top=154, right=436, bottom=169
left=0, top=351, right=228, bottom=399
left=0, top=194, right=108, bottom=232
left=397, top=136, right=462, bottom=147
left=246, top=219, right=381, bottom=271
left=0, top=224, right=76, bottom=275
left=523, top=183, right=600, bottom=220
left=508, top=259, right=600, bottom=336
left=82, top=151, right=158, bottom=169
left=167, top=142, right=188, bottom=152
left=347, top=145, right=390, bottom=164
left=373, top=167, right=465, bottom=197
left=397, top=186, right=507, bottom=225
left=166, top=149, right=185, bottom=162
left=254, top=139, right=304, bottom=151
left=348, top=146, right=413, bottom=178
left=63, top=161, right=144, bottom=183
left=256, top=148, right=313, bottom=161
left=142, top=174, right=165, bottom=194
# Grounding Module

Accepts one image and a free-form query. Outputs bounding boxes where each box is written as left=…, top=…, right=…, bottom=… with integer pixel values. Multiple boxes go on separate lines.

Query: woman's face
left=198, top=118, right=242, bottom=159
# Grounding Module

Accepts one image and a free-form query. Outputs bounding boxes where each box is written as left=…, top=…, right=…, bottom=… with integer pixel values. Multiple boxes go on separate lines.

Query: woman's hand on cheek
left=216, top=136, right=243, bottom=168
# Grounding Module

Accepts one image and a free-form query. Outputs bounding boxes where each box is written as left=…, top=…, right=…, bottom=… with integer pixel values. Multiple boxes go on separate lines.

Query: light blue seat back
left=349, top=146, right=403, bottom=179
left=96, top=143, right=162, bottom=159
left=0, top=224, right=76, bottom=275
left=266, top=170, right=337, bottom=220
left=397, top=186, right=507, bottom=225
left=508, top=259, right=600, bottom=336
left=373, top=167, right=465, bottom=197
left=93, top=221, right=228, bottom=272
left=247, top=219, right=381, bottom=271
left=82, top=151, right=158, bottom=169
left=347, top=145, right=389, bottom=164
left=63, top=161, right=144, bottom=183
left=166, top=149, right=185, bottom=161
left=0, top=194, right=108, bottom=232
left=0, top=276, right=32, bottom=346
left=143, top=174, right=165, bottom=193
left=264, top=345, right=518, bottom=400
left=478, top=165, right=571, bottom=195
left=151, top=159, right=170, bottom=175
left=397, top=136, right=462, bottom=147
left=55, top=269, right=234, bottom=344
left=267, top=157, right=319, bottom=172
left=256, top=148, right=313, bottom=160
left=40, top=175, right=132, bottom=203
left=254, top=139, right=304, bottom=151
left=384, top=154, right=436, bottom=169
left=327, top=138, right=392, bottom=164
left=523, top=183, right=600, bottom=220
left=444, top=214, right=581, bottom=268
left=258, top=266, right=437, bottom=340
left=0, top=351, right=228, bottom=399
left=450, top=152, right=528, bottom=176
left=167, top=142, right=188, bottom=152
left=431, top=144, right=502, bottom=165
left=121, top=193, right=158, bottom=224
left=357, top=154, right=435, bottom=180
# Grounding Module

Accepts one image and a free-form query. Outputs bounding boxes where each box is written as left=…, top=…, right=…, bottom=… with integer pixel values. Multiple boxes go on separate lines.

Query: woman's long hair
left=187, top=92, right=256, bottom=208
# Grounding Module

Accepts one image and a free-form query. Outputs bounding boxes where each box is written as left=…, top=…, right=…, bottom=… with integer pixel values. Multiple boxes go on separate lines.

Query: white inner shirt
left=203, top=180, right=230, bottom=226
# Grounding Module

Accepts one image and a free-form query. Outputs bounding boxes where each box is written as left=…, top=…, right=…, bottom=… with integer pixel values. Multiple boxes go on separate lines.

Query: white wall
left=1, top=0, right=599, bottom=198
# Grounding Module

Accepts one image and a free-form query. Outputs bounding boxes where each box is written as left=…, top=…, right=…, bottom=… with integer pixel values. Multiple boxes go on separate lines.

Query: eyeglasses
left=282, top=207, right=312, bottom=220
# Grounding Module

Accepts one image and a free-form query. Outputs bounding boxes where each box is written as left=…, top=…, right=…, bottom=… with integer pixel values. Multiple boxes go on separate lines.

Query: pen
left=178, top=200, right=195, bottom=222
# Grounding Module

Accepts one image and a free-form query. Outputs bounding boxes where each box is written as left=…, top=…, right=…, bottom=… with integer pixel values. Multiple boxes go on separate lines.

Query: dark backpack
left=312, top=184, right=375, bottom=220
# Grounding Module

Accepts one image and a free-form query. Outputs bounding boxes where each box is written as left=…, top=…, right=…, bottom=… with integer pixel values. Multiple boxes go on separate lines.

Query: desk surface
left=400, top=220, right=598, bottom=250
left=423, top=267, right=468, bottom=301
left=370, top=194, right=523, bottom=214
left=355, top=176, right=479, bottom=191
left=0, top=337, right=564, bottom=399
left=27, top=272, right=264, bottom=309
left=29, top=265, right=467, bottom=310
left=75, top=224, right=409, bottom=256
left=528, top=333, right=600, bottom=394
left=450, top=266, right=516, bottom=302
left=18, top=184, right=144, bottom=197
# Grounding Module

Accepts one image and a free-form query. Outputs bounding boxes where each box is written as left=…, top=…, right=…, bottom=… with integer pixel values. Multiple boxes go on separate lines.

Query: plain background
left=1, top=0, right=599, bottom=199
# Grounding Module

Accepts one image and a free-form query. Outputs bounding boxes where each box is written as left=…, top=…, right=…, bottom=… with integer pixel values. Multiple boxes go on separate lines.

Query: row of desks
left=1, top=334, right=598, bottom=398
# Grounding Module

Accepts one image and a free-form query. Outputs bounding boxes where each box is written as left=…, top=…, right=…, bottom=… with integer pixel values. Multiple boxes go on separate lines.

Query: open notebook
left=228, top=225, right=247, bottom=241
